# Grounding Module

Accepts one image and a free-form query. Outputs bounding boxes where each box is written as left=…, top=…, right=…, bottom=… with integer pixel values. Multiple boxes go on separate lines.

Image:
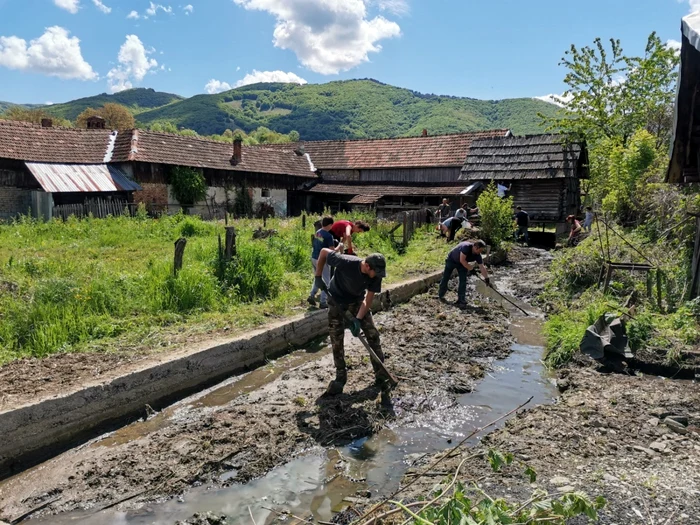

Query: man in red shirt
left=330, top=220, right=370, bottom=256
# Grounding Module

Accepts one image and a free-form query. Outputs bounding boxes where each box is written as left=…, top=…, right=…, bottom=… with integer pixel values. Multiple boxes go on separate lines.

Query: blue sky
left=0, top=0, right=693, bottom=104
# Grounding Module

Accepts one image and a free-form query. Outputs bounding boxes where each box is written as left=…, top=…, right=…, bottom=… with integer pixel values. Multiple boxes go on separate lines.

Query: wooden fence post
left=174, top=238, right=187, bottom=276
left=656, top=269, right=663, bottom=312
left=402, top=212, right=409, bottom=246
left=302, top=214, right=306, bottom=230
left=225, top=226, right=237, bottom=261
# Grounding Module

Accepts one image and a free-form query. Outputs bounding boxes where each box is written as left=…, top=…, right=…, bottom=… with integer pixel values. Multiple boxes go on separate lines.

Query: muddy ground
left=382, top=365, right=700, bottom=525
left=0, top=254, right=531, bottom=522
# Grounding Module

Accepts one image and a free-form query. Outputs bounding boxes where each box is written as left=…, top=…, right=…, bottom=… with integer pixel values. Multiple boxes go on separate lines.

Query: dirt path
left=0, top=254, right=530, bottom=522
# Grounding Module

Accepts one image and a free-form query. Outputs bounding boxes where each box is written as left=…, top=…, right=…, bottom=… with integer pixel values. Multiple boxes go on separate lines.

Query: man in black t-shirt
left=314, top=249, right=391, bottom=402
left=438, top=240, right=490, bottom=309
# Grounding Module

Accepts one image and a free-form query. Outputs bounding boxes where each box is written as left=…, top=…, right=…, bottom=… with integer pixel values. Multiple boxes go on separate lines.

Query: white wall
left=167, top=185, right=288, bottom=217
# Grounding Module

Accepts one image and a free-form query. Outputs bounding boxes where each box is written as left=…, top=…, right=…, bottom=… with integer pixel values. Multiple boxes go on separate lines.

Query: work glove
left=484, top=276, right=491, bottom=287
left=314, top=276, right=328, bottom=292
left=349, top=317, right=362, bottom=337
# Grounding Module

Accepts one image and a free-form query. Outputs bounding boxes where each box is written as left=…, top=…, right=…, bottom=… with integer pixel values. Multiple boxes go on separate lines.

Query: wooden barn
left=300, top=130, right=511, bottom=216
left=459, top=134, right=588, bottom=227
left=667, top=11, right=700, bottom=184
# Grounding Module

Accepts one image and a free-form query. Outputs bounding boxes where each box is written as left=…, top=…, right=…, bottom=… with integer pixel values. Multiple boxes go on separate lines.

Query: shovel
left=342, top=311, right=399, bottom=388
left=475, top=276, right=530, bottom=316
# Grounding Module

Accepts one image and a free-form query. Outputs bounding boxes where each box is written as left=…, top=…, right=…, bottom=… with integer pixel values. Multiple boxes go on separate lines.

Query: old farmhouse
left=0, top=119, right=316, bottom=220
left=300, top=130, right=511, bottom=216
left=459, top=134, right=589, bottom=228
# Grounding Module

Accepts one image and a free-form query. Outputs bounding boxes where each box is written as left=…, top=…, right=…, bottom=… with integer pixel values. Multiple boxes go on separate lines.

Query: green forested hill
left=135, top=80, right=557, bottom=139
left=46, top=88, right=183, bottom=121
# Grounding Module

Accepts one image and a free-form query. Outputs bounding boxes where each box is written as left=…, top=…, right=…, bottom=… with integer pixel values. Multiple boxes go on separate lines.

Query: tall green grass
left=0, top=212, right=445, bottom=364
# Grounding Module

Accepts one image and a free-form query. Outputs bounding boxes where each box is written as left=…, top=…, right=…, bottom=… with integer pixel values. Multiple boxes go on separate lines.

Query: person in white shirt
left=583, top=206, right=594, bottom=232
left=496, top=182, right=511, bottom=198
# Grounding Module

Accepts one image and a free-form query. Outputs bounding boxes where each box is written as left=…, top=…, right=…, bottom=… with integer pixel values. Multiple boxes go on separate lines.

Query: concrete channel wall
left=0, top=271, right=443, bottom=478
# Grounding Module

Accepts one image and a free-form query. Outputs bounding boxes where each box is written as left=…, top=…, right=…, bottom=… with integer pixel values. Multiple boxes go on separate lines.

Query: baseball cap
left=366, top=253, right=387, bottom=278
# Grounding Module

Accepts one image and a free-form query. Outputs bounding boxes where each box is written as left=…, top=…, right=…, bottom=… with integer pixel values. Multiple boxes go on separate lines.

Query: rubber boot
left=326, top=369, right=347, bottom=395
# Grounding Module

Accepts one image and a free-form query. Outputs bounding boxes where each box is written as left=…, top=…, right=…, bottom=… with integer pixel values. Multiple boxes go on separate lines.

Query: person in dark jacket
left=514, top=206, right=530, bottom=243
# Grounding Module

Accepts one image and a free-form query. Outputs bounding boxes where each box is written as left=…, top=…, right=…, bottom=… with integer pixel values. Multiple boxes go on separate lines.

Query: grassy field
left=0, top=212, right=446, bottom=365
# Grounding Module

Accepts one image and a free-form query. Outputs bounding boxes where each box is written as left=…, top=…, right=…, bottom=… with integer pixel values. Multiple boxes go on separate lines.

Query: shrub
left=233, top=182, right=254, bottom=218
left=169, top=166, right=207, bottom=207
left=222, top=240, right=284, bottom=301
left=476, top=183, right=514, bottom=249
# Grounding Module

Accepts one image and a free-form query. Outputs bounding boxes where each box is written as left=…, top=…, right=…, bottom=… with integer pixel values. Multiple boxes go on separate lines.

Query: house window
left=261, top=188, right=271, bottom=198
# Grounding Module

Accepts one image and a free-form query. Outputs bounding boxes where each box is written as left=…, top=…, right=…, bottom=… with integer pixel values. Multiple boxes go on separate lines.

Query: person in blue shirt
left=308, top=216, right=340, bottom=308
left=438, top=240, right=491, bottom=309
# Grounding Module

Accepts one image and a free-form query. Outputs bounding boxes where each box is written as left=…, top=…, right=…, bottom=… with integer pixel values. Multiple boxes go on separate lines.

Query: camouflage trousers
left=328, top=299, right=388, bottom=383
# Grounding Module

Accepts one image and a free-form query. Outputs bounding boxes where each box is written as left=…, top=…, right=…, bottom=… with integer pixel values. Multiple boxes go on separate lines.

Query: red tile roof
left=115, top=130, right=316, bottom=178
left=0, top=120, right=316, bottom=179
left=297, top=130, right=510, bottom=170
left=309, top=183, right=467, bottom=197
left=0, top=119, right=113, bottom=164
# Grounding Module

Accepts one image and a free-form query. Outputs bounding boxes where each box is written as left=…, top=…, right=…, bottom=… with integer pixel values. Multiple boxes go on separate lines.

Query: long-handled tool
left=341, top=311, right=399, bottom=388
left=477, top=277, right=530, bottom=316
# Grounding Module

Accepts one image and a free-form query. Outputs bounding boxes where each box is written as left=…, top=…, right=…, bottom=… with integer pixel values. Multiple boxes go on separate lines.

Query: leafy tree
left=1, top=106, right=72, bottom=127
left=169, top=166, right=207, bottom=209
left=476, top=184, right=514, bottom=249
left=75, top=103, right=135, bottom=130
left=541, top=32, right=679, bottom=146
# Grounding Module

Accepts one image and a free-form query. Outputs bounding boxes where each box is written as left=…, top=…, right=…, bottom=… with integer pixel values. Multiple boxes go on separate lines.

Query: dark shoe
left=380, top=390, right=392, bottom=407
left=438, top=295, right=448, bottom=303
left=456, top=301, right=467, bottom=310
left=307, top=295, right=317, bottom=307
left=319, top=302, right=328, bottom=309
left=326, top=379, right=345, bottom=395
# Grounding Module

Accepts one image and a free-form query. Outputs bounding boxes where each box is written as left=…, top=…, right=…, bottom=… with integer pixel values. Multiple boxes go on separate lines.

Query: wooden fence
left=53, top=199, right=136, bottom=220
left=387, top=209, right=432, bottom=247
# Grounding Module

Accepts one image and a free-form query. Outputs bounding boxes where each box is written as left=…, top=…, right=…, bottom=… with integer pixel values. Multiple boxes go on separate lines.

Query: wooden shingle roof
left=309, top=183, right=467, bottom=197
left=297, top=130, right=510, bottom=170
left=459, top=134, right=588, bottom=181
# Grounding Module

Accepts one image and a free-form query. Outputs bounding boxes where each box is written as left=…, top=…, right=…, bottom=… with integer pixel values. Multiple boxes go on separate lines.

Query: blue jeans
left=310, top=257, right=330, bottom=304
left=438, top=258, right=468, bottom=303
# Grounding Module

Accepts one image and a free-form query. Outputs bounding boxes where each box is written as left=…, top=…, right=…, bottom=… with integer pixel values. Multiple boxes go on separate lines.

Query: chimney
left=41, top=118, right=53, bottom=128
left=87, top=116, right=106, bottom=130
left=422, top=128, right=428, bottom=137
left=232, top=138, right=242, bottom=165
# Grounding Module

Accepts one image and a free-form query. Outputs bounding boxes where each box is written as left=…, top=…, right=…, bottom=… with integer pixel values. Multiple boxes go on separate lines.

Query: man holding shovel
left=314, top=248, right=394, bottom=404
left=438, top=240, right=491, bottom=310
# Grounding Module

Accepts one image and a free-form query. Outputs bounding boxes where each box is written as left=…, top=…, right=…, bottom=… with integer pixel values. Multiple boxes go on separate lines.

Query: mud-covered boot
left=379, top=382, right=393, bottom=407
left=326, top=369, right=347, bottom=395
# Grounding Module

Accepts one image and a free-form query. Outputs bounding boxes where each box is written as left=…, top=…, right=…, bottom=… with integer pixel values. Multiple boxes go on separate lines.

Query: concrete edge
left=0, top=270, right=443, bottom=478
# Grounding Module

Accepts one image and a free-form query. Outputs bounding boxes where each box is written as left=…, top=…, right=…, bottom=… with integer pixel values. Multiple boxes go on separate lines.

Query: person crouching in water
left=313, top=248, right=392, bottom=405
left=308, top=216, right=343, bottom=309
left=438, top=240, right=490, bottom=309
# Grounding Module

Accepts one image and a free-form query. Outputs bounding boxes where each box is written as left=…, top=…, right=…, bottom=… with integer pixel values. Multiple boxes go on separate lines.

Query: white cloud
left=127, top=10, right=140, bottom=19
left=92, top=0, right=111, bottom=13
left=690, top=0, right=700, bottom=13
left=373, top=0, right=409, bottom=15
left=184, top=4, right=194, bottom=14
left=54, top=0, right=80, bottom=14
left=45, top=101, right=54, bottom=105
left=232, top=0, right=401, bottom=74
left=666, top=39, right=682, bottom=52
left=534, top=93, right=573, bottom=107
left=234, top=69, right=307, bottom=87
left=205, top=79, right=233, bottom=94
left=146, top=2, right=173, bottom=16
left=236, top=66, right=241, bottom=71
left=0, top=26, right=97, bottom=80
left=107, top=35, right=158, bottom=92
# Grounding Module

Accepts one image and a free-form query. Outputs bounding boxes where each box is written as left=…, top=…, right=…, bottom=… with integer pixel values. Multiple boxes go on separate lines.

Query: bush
left=476, top=183, right=514, bottom=249
left=169, top=166, right=207, bottom=207
left=222, top=240, right=284, bottom=301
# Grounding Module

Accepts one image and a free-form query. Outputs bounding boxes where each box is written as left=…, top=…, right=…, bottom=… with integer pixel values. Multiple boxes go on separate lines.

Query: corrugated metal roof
left=26, top=162, right=142, bottom=193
